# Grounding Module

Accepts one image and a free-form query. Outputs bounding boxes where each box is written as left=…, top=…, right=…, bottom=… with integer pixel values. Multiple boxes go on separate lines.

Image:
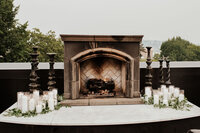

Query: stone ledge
left=61, top=98, right=143, bottom=106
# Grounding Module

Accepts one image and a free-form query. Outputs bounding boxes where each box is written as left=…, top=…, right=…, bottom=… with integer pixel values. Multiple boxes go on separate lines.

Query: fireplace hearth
left=60, top=35, right=144, bottom=106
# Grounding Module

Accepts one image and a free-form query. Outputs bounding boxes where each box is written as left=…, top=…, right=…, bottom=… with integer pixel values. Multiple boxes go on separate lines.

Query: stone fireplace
left=60, top=35, right=143, bottom=105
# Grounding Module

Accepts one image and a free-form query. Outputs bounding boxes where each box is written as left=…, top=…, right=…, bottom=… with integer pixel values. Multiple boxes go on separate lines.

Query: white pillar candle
left=54, top=99, right=58, bottom=106
left=36, top=104, right=42, bottom=113
left=161, top=85, right=166, bottom=93
left=33, top=90, right=39, bottom=104
left=153, top=94, right=159, bottom=105
left=145, top=87, right=152, bottom=97
left=168, top=92, right=172, bottom=100
left=178, top=94, right=184, bottom=102
left=163, top=88, right=168, bottom=100
left=174, top=87, right=180, bottom=97
left=52, top=89, right=58, bottom=99
left=42, top=94, right=48, bottom=101
left=48, top=98, right=54, bottom=110
left=29, top=98, right=35, bottom=111
left=48, top=91, right=54, bottom=100
left=169, top=85, right=175, bottom=94
left=21, top=95, right=28, bottom=113
left=163, top=99, right=168, bottom=106
left=17, top=92, right=24, bottom=110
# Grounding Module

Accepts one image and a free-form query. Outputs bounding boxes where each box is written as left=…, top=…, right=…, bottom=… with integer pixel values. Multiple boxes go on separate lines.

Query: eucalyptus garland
left=3, top=95, right=71, bottom=117
left=143, top=95, right=192, bottom=111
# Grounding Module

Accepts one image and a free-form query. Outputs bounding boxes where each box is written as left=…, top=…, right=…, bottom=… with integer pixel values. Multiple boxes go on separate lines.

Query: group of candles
left=17, top=89, right=58, bottom=114
left=145, top=85, right=185, bottom=106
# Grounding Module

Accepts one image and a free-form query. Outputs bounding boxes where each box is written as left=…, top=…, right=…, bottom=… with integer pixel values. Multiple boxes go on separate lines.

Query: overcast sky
left=14, top=0, right=200, bottom=44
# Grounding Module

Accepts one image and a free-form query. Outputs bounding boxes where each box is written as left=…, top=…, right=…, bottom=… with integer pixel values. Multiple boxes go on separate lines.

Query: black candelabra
left=145, top=47, right=153, bottom=87
left=47, top=53, right=57, bottom=90
left=158, top=57, right=164, bottom=86
left=165, top=57, right=171, bottom=86
left=29, top=46, right=40, bottom=91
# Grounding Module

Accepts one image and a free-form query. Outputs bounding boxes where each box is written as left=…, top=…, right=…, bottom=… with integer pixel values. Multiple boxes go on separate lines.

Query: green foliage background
left=0, top=0, right=64, bottom=62
left=160, top=37, right=200, bottom=61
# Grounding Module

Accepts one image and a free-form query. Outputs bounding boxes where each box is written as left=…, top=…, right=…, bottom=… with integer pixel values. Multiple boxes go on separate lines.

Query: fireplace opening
left=80, top=57, right=126, bottom=98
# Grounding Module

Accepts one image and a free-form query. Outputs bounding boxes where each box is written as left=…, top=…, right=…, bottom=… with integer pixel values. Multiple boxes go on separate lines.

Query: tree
left=0, top=0, right=64, bottom=62
left=153, top=53, right=160, bottom=61
left=160, top=37, right=200, bottom=61
left=28, top=28, right=64, bottom=62
left=0, top=0, right=30, bottom=62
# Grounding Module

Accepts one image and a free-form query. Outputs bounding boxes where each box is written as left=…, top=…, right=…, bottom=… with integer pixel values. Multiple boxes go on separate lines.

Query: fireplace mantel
left=61, top=34, right=143, bottom=105
left=60, top=35, right=143, bottom=42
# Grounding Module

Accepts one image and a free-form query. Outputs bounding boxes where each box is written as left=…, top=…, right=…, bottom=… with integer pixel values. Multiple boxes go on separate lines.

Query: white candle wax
left=52, top=89, right=58, bottom=99
left=29, top=98, right=35, bottom=111
left=145, top=87, right=152, bottom=97
left=163, top=88, right=168, bottom=100
left=153, top=94, right=159, bottom=105
left=48, top=98, right=54, bottom=110
left=33, top=90, right=39, bottom=104
left=54, top=99, right=58, bottom=106
left=48, top=91, right=54, bottom=100
left=169, top=85, right=175, bottom=94
left=178, top=94, right=184, bottom=102
left=36, top=104, right=42, bottom=113
left=145, top=95, right=149, bottom=102
left=174, top=87, right=180, bottom=97
left=161, top=85, right=166, bottom=93
left=21, top=95, right=28, bottom=113
left=163, top=99, right=168, bottom=106
left=42, top=94, right=48, bottom=101
left=17, top=92, right=23, bottom=110
left=168, top=92, right=172, bottom=100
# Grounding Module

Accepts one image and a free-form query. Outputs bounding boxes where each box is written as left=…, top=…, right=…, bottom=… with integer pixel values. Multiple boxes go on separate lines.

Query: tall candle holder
left=29, top=46, right=40, bottom=92
left=165, top=57, right=171, bottom=86
left=158, top=57, right=164, bottom=86
left=145, top=47, right=152, bottom=87
left=47, top=53, right=57, bottom=90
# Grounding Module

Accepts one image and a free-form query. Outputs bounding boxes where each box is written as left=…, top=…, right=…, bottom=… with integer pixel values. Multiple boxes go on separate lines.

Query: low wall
left=0, top=62, right=200, bottom=113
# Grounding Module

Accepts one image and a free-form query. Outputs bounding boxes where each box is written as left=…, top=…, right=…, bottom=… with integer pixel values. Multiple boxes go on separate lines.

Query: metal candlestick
left=29, top=46, right=40, bottom=91
left=145, top=47, right=153, bottom=87
left=165, top=57, right=171, bottom=86
left=47, top=53, right=57, bottom=90
left=158, top=57, right=164, bottom=86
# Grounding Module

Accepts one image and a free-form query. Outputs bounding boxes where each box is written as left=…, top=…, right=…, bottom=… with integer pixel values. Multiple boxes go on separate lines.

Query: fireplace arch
left=70, top=48, right=135, bottom=99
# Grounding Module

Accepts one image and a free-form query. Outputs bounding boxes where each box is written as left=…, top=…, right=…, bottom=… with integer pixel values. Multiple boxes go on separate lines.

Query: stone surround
left=60, top=35, right=143, bottom=104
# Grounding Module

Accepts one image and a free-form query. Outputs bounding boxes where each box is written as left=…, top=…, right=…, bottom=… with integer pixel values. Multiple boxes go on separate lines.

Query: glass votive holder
left=180, top=90, right=184, bottom=95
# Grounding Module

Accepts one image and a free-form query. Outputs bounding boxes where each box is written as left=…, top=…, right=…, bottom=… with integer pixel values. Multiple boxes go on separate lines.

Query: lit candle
left=161, top=85, right=166, bottom=93
left=163, top=88, right=168, bottom=100
left=179, top=90, right=185, bottom=102
left=153, top=94, right=159, bottom=105
left=48, top=91, right=54, bottom=100
left=54, top=99, right=58, bottom=106
left=145, top=87, right=152, bottom=102
left=33, top=90, right=39, bottom=104
left=17, top=92, right=24, bottom=110
left=52, top=89, right=58, bottom=99
left=174, top=87, right=180, bottom=97
left=36, top=104, right=42, bottom=113
left=21, top=95, right=28, bottom=113
left=48, top=98, right=54, bottom=110
left=169, top=85, right=175, bottom=94
left=29, top=98, right=35, bottom=111
left=163, top=99, right=168, bottom=106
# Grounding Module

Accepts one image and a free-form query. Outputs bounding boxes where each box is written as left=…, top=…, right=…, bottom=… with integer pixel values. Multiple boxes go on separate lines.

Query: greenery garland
left=3, top=95, right=71, bottom=117
left=143, top=95, right=192, bottom=111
